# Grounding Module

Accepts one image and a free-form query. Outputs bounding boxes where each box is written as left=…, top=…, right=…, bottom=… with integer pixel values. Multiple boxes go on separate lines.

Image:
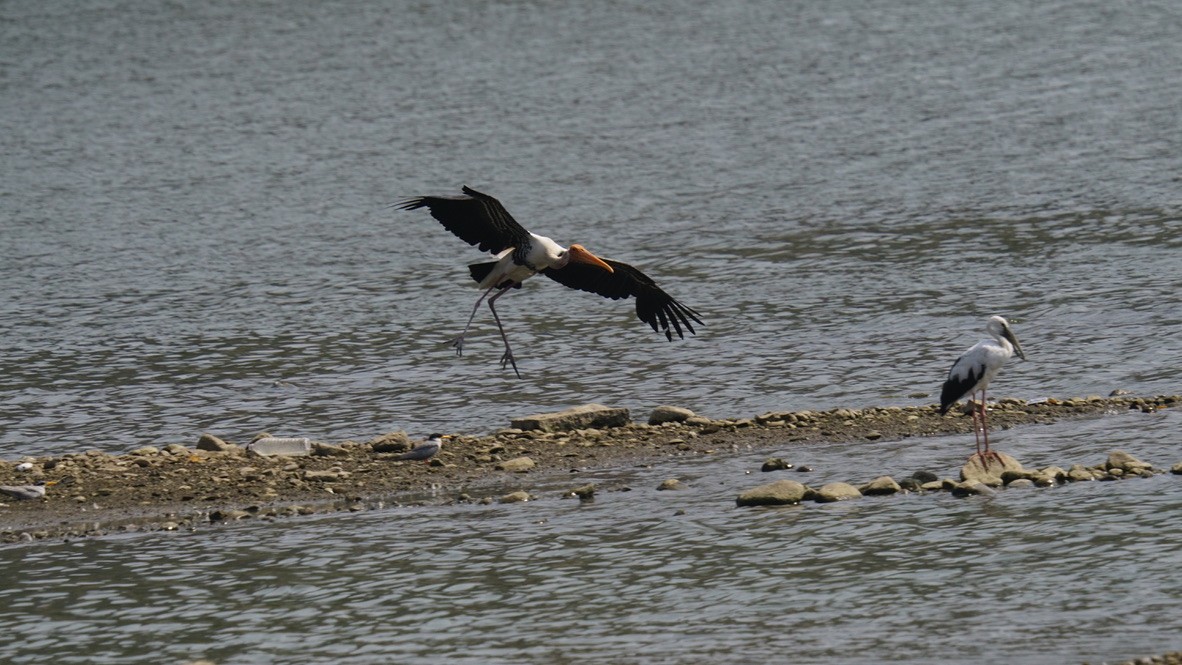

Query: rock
left=1000, top=469, right=1035, bottom=484
left=657, top=479, right=685, bottom=491
left=163, top=444, right=191, bottom=456
left=131, top=446, right=161, bottom=456
left=648, top=405, right=695, bottom=425
left=1039, top=466, right=1067, bottom=482
left=960, top=452, right=1023, bottom=486
left=209, top=509, right=252, bottom=522
left=911, top=470, right=939, bottom=484
left=1067, top=464, right=1096, bottom=482
left=499, top=490, right=531, bottom=503
left=312, top=442, right=351, bottom=457
left=1007, top=478, right=1036, bottom=488
left=568, top=484, right=596, bottom=500
left=1171, top=462, right=1182, bottom=475
left=495, top=457, right=536, bottom=473
left=511, top=404, right=630, bottom=432
left=951, top=480, right=995, bottom=497
left=736, top=479, right=808, bottom=507
left=304, top=469, right=349, bottom=482
left=370, top=432, right=411, bottom=453
left=195, top=434, right=233, bottom=452
left=761, top=458, right=793, bottom=472
left=1106, top=450, right=1152, bottom=473
left=248, top=437, right=311, bottom=457
left=859, top=476, right=901, bottom=496
left=1028, top=471, right=1058, bottom=487
left=898, top=478, right=922, bottom=492
left=814, top=482, right=862, bottom=502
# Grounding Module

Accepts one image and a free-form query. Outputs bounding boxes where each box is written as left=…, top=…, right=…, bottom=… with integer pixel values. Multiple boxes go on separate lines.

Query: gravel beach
left=1, top=394, right=1177, bottom=543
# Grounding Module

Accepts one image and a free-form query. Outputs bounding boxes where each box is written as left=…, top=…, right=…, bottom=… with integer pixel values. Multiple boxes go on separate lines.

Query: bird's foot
left=500, top=349, right=522, bottom=378
left=971, top=450, right=1004, bottom=468
left=449, top=335, right=466, bottom=357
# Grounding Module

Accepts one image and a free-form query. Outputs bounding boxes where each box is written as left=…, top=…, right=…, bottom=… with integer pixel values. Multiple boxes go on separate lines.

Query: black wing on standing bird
left=542, top=258, right=703, bottom=341
left=395, top=186, right=532, bottom=255
left=938, top=358, right=983, bottom=415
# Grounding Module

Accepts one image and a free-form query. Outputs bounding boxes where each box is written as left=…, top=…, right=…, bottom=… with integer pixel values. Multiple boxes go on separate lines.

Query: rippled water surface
left=3, top=0, right=1182, bottom=662
left=3, top=411, right=1181, bottom=664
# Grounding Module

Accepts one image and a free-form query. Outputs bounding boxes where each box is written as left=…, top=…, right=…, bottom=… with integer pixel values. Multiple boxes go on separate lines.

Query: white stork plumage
left=939, top=315, right=1026, bottom=460
left=396, top=186, right=702, bottom=377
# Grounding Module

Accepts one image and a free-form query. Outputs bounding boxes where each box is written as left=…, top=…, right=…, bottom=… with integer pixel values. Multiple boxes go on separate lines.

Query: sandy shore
left=1, top=394, right=1177, bottom=543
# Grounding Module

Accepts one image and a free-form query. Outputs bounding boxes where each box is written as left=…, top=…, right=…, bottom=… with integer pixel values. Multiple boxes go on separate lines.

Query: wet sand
left=1, top=394, right=1177, bottom=543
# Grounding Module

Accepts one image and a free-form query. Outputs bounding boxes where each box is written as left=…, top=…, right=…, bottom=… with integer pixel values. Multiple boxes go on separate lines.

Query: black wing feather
left=939, top=359, right=983, bottom=414
left=542, top=259, right=703, bottom=341
left=396, top=186, right=532, bottom=255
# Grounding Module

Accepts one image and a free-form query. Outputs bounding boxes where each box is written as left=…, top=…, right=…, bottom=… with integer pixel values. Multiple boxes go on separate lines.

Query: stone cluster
left=736, top=450, right=1173, bottom=507
left=2, top=396, right=1179, bottom=542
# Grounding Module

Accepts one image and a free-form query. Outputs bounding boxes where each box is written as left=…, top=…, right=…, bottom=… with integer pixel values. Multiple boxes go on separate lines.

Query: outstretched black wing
left=543, top=259, right=703, bottom=341
left=396, top=186, right=532, bottom=255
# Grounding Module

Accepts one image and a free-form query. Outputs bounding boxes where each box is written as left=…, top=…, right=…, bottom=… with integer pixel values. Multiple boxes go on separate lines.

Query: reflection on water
left=2, top=412, right=1180, bottom=664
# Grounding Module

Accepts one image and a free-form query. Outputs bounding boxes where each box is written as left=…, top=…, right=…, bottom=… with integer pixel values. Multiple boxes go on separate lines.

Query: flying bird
left=396, top=186, right=702, bottom=377
left=939, top=316, right=1026, bottom=461
left=396, top=434, right=450, bottom=463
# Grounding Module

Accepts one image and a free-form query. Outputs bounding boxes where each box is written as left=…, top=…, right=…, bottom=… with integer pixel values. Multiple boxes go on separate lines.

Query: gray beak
left=1005, top=328, right=1026, bottom=361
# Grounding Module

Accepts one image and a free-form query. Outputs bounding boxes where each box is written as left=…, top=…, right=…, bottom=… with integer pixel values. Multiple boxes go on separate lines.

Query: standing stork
left=938, top=316, right=1026, bottom=460
left=396, top=186, right=702, bottom=377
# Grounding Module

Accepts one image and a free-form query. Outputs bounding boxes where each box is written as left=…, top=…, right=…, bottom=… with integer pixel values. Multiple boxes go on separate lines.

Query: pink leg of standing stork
left=970, top=389, right=984, bottom=459
left=980, top=387, right=997, bottom=462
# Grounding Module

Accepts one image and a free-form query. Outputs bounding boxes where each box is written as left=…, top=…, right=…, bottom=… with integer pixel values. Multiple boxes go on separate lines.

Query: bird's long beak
left=1005, top=329, right=1026, bottom=361
left=567, top=244, right=614, bottom=273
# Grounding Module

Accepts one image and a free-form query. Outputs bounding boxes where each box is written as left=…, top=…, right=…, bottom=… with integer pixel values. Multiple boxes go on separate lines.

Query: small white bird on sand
left=0, top=480, right=52, bottom=501
left=939, top=316, right=1026, bottom=460
left=397, top=434, right=450, bottom=462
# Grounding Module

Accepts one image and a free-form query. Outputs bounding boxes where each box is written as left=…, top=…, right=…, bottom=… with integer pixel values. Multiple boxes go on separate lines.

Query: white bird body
left=939, top=316, right=1026, bottom=459
left=942, top=336, right=1015, bottom=406
left=396, top=434, right=448, bottom=462
left=0, top=482, right=48, bottom=500
left=477, top=233, right=570, bottom=290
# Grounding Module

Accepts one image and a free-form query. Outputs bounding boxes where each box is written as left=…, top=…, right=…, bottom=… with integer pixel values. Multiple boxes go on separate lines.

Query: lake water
left=2, top=0, right=1181, bottom=662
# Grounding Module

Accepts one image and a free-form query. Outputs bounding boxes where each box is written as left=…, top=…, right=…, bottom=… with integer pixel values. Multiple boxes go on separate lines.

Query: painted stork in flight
left=938, top=316, right=1026, bottom=461
left=396, top=186, right=702, bottom=377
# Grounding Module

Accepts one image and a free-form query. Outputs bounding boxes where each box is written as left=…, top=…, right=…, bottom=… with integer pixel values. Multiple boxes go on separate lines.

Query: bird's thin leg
left=971, top=391, right=984, bottom=459
left=451, top=285, right=499, bottom=356
left=486, top=287, right=522, bottom=379
left=981, top=388, right=996, bottom=461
